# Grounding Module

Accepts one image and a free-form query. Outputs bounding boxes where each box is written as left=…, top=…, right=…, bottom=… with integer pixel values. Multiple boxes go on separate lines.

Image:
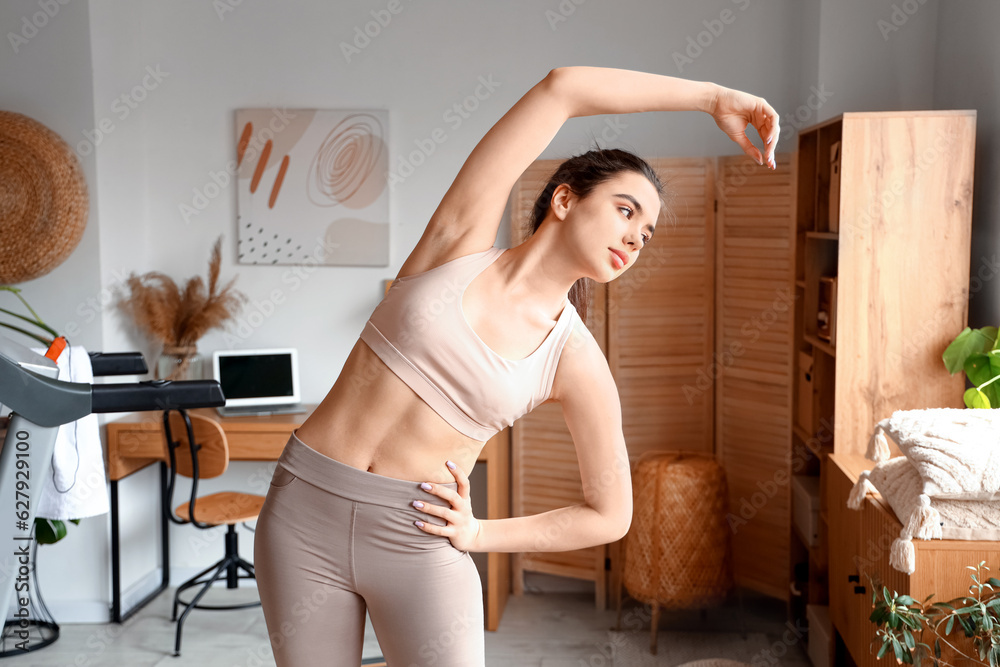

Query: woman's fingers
left=413, top=462, right=479, bottom=550
left=713, top=87, right=779, bottom=170
left=419, top=480, right=462, bottom=506
left=762, top=99, right=780, bottom=160
left=447, top=460, right=471, bottom=498
left=733, top=130, right=764, bottom=166
left=756, top=104, right=779, bottom=168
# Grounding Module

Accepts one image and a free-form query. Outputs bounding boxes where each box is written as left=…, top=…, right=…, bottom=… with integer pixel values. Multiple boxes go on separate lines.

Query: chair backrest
left=161, top=410, right=230, bottom=480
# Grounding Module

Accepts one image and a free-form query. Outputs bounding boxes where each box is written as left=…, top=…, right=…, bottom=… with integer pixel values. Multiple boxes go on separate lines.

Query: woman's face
left=553, top=171, right=661, bottom=283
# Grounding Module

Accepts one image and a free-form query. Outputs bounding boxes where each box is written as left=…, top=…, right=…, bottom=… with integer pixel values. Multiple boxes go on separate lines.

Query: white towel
left=28, top=344, right=110, bottom=520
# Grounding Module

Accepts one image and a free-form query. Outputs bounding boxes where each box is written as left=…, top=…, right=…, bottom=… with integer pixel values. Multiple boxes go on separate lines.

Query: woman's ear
left=550, top=183, right=574, bottom=221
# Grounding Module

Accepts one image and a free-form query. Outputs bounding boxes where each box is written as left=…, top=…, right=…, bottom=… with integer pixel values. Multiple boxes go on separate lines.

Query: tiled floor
left=0, top=574, right=811, bottom=665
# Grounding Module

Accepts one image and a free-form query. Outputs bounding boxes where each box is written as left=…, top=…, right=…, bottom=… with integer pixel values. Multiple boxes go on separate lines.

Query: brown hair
left=526, top=146, right=667, bottom=323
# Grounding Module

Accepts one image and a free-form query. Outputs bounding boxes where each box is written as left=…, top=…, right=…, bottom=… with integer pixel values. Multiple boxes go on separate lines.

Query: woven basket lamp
left=0, top=110, right=88, bottom=284
left=617, top=451, right=736, bottom=655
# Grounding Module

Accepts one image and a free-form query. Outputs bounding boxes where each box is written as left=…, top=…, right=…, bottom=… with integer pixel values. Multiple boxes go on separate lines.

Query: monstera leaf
left=944, top=327, right=1000, bottom=409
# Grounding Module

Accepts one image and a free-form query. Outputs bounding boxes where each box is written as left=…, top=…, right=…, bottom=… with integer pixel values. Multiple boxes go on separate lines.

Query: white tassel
left=890, top=536, right=916, bottom=574
left=906, top=494, right=943, bottom=540
left=847, top=471, right=875, bottom=510
left=866, top=423, right=891, bottom=462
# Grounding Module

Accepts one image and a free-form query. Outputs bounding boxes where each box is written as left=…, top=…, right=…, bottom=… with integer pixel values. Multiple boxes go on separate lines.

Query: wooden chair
left=160, top=408, right=265, bottom=657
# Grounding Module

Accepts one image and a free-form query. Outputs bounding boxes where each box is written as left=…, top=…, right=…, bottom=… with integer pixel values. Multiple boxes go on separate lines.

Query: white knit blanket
left=866, top=407, right=1000, bottom=500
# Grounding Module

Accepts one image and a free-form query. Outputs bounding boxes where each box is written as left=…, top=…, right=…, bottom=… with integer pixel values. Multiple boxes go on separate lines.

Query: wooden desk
left=104, top=405, right=511, bottom=631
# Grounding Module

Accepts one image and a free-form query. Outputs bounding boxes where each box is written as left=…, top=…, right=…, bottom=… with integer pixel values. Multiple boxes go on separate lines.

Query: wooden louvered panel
left=715, top=153, right=795, bottom=601
left=509, top=160, right=608, bottom=606
left=602, top=158, right=716, bottom=609
left=609, top=158, right=716, bottom=463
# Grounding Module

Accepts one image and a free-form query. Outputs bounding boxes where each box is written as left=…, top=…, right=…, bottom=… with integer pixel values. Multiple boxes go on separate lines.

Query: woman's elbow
left=608, top=505, right=633, bottom=543
left=541, top=67, right=576, bottom=115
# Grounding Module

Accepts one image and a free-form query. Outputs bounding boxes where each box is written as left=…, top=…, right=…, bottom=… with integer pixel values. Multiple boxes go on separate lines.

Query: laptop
left=211, top=347, right=308, bottom=417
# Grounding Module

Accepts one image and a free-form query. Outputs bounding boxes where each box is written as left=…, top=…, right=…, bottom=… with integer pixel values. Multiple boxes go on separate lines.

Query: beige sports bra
left=358, top=245, right=580, bottom=441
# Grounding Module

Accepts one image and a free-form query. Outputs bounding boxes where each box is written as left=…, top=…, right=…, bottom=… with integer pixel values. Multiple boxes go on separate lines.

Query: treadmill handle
left=91, top=380, right=226, bottom=413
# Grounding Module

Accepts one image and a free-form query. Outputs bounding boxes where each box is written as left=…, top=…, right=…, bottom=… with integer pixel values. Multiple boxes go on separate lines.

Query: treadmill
left=0, top=333, right=225, bottom=633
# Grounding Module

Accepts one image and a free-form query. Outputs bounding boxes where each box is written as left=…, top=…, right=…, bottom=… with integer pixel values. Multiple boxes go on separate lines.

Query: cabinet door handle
left=848, top=574, right=860, bottom=582
left=854, top=585, right=866, bottom=594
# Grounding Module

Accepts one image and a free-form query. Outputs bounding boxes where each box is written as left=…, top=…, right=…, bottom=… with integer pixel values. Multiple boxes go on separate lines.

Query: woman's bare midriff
left=292, top=337, right=488, bottom=485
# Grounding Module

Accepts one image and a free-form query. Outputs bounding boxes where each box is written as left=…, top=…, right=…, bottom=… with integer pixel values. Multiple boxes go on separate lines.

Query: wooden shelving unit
left=788, top=111, right=977, bottom=665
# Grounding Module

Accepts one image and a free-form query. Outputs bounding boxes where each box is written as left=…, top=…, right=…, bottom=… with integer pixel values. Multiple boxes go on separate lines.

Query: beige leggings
left=253, top=429, right=485, bottom=666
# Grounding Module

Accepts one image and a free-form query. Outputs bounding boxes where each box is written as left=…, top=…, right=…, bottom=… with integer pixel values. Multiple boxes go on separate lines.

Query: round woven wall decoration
left=0, top=110, right=88, bottom=284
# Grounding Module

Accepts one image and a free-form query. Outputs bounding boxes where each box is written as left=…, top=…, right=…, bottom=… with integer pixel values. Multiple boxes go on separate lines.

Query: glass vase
left=156, top=345, right=203, bottom=381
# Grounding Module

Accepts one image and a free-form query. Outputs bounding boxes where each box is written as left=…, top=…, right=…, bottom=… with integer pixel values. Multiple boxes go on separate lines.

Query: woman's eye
left=642, top=234, right=649, bottom=244
left=619, top=206, right=633, bottom=218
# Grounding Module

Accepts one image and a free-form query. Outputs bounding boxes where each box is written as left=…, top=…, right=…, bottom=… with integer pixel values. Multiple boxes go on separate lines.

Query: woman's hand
left=708, top=85, right=780, bottom=169
left=413, top=460, right=481, bottom=552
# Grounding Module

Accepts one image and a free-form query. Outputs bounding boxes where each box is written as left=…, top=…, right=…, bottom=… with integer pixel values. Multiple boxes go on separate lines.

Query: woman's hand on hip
left=412, top=461, right=481, bottom=552
left=708, top=85, right=780, bottom=169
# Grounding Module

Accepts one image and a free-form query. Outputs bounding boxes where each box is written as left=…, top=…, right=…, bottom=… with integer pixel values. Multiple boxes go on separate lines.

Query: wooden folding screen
left=507, top=158, right=718, bottom=607
left=713, top=153, right=796, bottom=599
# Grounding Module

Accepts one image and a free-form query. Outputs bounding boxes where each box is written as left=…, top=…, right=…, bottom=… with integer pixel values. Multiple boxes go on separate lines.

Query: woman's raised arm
left=552, top=65, right=779, bottom=167
left=403, top=67, right=778, bottom=280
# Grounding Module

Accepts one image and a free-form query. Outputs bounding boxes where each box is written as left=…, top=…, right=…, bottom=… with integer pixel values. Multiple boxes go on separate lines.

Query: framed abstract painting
left=235, top=108, right=389, bottom=266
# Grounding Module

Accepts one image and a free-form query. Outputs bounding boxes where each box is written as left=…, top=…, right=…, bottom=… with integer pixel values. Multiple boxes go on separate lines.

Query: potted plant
left=942, top=326, right=1000, bottom=408
left=867, top=561, right=1000, bottom=666
left=115, top=234, right=248, bottom=380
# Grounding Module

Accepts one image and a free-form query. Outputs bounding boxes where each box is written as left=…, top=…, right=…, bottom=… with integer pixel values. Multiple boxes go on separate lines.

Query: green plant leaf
left=33, top=518, right=66, bottom=545
left=945, top=327, right=993, bottom=373
left=893, top=636, right=904, bottom=662
left=965, top=353, right=993, bottom=384
left=982, top=353, right=1000, bottom=406
left=946, top=615, right=956, bottom=635
left=904, top=626, right=916, bottom=649
left=965, top=388, right=992, bottom=409
left=986, top=327, right=1000, bottom=351
left=898, top=594, right=917, bottom=606
left=878, top=639, right=891, bottom=659
left=935, top=638, right=942, bottom=658
left=963, top=352, right=1000, bottom=407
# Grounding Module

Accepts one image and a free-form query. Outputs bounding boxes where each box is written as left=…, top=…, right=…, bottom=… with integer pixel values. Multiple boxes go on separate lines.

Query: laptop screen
left=212, top=348, right=300, bottom=407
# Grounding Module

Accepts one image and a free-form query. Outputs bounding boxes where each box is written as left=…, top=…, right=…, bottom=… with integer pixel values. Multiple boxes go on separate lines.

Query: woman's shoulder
left=547, top=315, right=609, bottom=402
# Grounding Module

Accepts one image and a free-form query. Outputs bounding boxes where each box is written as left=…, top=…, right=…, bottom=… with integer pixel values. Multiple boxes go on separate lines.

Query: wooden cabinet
left=828, top=454, right=1000, bottom=666
left=790, top=111, right=977, bottom=663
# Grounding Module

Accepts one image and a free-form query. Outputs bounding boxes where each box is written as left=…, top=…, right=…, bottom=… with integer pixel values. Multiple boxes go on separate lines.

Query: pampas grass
left=116, top=234, right=248, bottom=353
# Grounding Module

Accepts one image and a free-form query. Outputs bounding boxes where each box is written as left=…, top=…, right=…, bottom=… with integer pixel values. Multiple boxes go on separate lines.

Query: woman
left=253, top=66, right=779, bottom=666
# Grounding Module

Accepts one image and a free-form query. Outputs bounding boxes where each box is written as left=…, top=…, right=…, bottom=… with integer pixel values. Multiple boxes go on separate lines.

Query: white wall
left=814, top=0, right=939, bottom=119
left=1, top=0, right=995, bottom=623
left=934, top=1, right=1000, bottom=328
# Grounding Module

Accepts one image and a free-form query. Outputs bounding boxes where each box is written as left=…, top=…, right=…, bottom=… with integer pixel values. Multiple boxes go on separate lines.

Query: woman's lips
left=609, top=248, right=626, bottom=269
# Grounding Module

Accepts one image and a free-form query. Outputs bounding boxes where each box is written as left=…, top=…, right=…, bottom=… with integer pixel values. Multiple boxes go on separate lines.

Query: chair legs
left=171, top=524, right=260, bottom=657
